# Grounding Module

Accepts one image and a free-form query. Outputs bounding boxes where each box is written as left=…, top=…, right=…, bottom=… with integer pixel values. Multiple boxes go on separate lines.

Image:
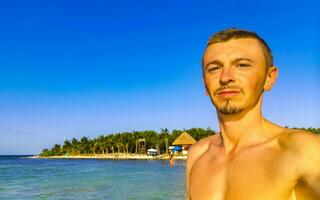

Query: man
left=186, top=28, right=320, bottom=200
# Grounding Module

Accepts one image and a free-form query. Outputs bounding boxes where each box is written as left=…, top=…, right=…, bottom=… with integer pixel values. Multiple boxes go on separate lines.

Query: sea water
left=0, top=155, right=186, bottom=200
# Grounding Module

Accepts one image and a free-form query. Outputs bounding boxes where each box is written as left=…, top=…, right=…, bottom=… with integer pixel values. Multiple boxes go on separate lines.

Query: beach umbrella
left=172, top=146, right=182, bottom=152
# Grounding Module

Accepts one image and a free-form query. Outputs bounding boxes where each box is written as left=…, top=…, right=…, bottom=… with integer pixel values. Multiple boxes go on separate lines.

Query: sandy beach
left=31, top=153, right=187, bottom=160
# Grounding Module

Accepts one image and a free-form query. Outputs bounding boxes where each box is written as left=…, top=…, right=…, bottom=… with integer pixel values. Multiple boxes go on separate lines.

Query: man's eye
left=237, top=63, right=250, bottom=67
left=207, top=66, right=220, bottom=72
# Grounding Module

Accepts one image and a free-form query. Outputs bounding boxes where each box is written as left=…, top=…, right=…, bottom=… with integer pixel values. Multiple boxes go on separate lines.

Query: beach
left=32, top=153, right=187, bottom=160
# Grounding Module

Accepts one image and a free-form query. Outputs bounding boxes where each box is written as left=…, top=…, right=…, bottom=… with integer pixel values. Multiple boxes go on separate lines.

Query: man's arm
left=186, top=144, right=196, bottom=200
left=288, top=131, right=320, bottom=197
left=300, top=132, right=320, bottom=197
left=186, top=137, right=212, bottom=200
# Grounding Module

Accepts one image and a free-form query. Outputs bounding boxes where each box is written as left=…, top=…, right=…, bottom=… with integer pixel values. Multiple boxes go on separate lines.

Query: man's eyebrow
left=204, top=60, right=222, bottom=70
left=230, top=58, right=253, bottom=65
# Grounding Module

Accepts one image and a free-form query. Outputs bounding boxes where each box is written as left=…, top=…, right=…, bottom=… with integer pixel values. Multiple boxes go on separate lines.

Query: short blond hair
left=203, top=28, right=273, bottom=67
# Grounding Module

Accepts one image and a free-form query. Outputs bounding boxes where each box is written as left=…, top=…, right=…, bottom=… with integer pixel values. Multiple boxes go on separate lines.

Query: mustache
left=214, top=85, right=244, bottom=95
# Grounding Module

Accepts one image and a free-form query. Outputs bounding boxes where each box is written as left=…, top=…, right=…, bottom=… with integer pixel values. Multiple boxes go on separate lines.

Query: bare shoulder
left=278, top=129, right=320, bottom=174
left=186, top=134, right=220, bottom=172
left=278, top=128, right=320, bottom=153
left=186, top=134, right=218, bottom=166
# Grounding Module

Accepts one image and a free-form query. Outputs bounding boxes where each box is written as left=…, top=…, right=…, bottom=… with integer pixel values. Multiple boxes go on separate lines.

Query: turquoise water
left=0, top=155, right=186, bottom=199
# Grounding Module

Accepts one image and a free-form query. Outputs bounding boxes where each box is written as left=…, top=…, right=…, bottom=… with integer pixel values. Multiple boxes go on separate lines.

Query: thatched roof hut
left=172, top=132, right=196, bottom=146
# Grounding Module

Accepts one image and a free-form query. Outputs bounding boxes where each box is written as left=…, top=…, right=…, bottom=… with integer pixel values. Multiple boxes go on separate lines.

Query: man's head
left=202, top=28, right=278, bottom=115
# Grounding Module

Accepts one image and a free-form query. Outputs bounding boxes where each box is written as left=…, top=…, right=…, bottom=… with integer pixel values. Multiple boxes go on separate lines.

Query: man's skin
left=186, top=38, right=320, bottom=200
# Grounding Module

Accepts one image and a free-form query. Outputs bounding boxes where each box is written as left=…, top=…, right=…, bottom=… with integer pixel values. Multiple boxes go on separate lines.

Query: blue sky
left=0, top=0, right=319, bottom=154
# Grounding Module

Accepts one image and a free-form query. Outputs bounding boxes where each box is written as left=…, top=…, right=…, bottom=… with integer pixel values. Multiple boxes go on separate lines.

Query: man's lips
left=219, top=90, right=240, bottom=94
left=217, top=90, right=240, bottom=97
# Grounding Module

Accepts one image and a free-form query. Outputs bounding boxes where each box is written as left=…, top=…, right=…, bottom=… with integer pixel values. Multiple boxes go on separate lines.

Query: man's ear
left=205, top=90, right=209, bottom=96
left=264, top=66, right=278, bottom=91
left=203, top=79, right=209, bottom=96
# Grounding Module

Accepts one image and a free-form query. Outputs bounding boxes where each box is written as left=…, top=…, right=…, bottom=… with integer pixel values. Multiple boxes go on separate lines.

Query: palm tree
left=52, top=144, right=62, bottom=156
left=106, top=134, right=116, bottom=154
left=80, top=136, right=90, bottom=154
left=161, top=128, right=169, bottom=155
left=62, top=140, right=72, bottom=155
left=133, top=131, right=139, bottom=154
left=122, top=132, right=131, bottom=153
left=91, top=138, right=100, bottom=155
left=114, top=133, right=125, bottom=154
left=96, top=135, right=106, bottom=154
left=104, top=136, right=112, bottom=154
left=71, top=138, right=80, bottom=155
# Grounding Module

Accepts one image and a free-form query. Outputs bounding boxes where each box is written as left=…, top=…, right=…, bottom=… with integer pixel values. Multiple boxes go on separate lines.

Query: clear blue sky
left=0, top=0, right=319, bottom=154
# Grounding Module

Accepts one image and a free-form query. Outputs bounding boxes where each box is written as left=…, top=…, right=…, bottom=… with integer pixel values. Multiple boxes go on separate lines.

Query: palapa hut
left=172, top=132, right=196, bottom=155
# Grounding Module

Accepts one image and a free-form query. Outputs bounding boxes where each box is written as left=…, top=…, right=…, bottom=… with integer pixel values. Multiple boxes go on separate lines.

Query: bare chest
left=189, top=147, right=297, bottom=200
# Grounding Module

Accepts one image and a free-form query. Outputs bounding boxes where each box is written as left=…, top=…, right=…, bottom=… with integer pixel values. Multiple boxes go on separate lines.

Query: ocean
left=0, top=155, right=186, bottom=200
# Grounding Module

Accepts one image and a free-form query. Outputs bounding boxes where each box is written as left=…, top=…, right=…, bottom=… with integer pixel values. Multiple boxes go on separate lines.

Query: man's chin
left=218, top=107, right=243, bottom=115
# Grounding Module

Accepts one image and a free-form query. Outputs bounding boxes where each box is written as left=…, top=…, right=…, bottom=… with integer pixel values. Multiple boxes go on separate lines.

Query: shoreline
left=30, top=153, right=187, bottom=160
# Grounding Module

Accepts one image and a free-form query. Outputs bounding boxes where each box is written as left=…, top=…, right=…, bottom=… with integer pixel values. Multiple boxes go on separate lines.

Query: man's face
left=202, top=38, right=269, bottom=115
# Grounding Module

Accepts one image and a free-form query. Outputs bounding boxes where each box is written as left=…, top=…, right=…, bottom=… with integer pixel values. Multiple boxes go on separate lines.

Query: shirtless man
left=186, top=28, right=320, bottom=200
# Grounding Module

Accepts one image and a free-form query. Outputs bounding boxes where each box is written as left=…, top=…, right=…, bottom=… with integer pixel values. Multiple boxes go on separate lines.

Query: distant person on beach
left=169, top=153, right=175, bottom=167
left=186, top=28, right=320, bottom=199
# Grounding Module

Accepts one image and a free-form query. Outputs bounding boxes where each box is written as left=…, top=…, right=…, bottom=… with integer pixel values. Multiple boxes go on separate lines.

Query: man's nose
left=219, top=68, right=235, bottom=85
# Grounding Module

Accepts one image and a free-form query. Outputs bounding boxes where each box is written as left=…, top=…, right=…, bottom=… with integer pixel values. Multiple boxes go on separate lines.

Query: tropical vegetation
left=40, top=128, right=215, bottom=157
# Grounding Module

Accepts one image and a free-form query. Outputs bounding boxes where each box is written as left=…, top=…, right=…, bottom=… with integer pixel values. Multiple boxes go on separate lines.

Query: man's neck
left=217, top=100, right=279, bottom=154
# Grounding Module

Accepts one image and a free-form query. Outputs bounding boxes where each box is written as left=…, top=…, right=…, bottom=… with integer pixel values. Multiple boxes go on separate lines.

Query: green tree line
left=40, top=128, right=215, bottom=157
left=40, top=127, right=320, bottom=157
left=290, top=127, right=320, bottom=134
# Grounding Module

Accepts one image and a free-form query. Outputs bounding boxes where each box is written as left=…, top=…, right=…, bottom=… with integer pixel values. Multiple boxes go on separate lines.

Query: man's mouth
left=217, top=90, right=240, bottom=98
